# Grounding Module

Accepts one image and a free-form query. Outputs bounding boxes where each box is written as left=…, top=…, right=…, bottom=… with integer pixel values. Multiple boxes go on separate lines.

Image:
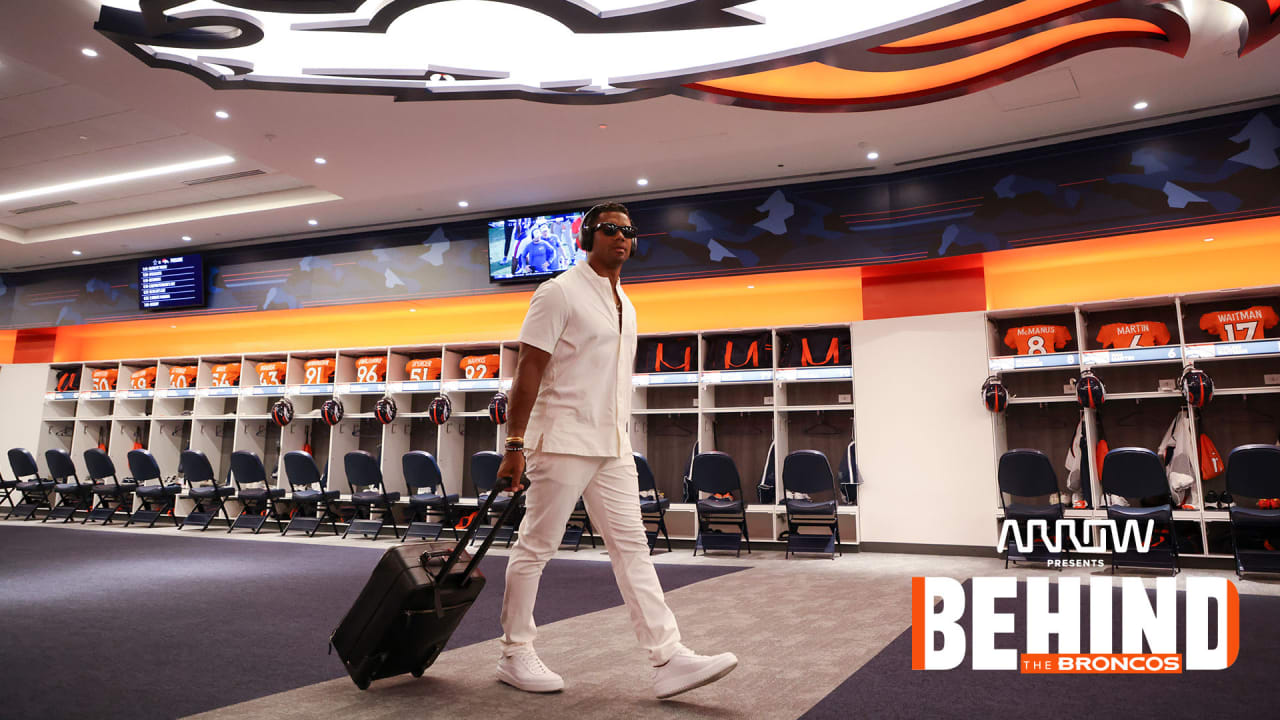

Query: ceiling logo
left=92, top=1, right=1274, bottom=112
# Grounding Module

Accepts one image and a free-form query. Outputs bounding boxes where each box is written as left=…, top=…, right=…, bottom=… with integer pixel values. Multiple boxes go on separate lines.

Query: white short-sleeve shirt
left=519, top=262, right=637, bottom=457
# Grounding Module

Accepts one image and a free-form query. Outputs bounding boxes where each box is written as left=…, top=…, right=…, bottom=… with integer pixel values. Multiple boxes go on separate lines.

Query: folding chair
left=179, top=450, right=234, bottom=530
left=344, top=450, right=401, bottom=540
left=1224, top=444, right=1280, bottom=578
left=635, top=452, right=671, bottom=554
left=83, top=448, right=136, bottom=524
left=6, top=448, right=54, bottom=520
left=560, top=498, right=597, bottom=551
left=1100, top=447, right=1180, bottom=574
left=228, top=450, right=286, bottom=534
left=837, top=441, right=859, bottom=505
left=402, top=450, right=457, bottom=542
left=44, top=448, right=92, bottom=523
left=471, top=451, right=521, bottom=547
left=781, top=450, right=841, bottom=559
left=282, top=451, right=340, bottom=537
left=689, top=451, right=751, bottom=556
left=125, top=449, right=182, bottom=528
left=997, top=449, right=1065, bottom=568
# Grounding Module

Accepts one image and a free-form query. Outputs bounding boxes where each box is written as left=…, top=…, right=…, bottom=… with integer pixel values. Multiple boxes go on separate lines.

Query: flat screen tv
left=488, top=211, right=585, bottom=282
left=138, top=254, right=206, bottom=310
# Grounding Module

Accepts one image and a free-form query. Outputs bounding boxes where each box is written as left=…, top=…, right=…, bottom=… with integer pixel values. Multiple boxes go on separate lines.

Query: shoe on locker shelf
left=1070, top=492, right=1087, bottom=510
left=1205, top=490, right=1219, bottom=510
left=496, top=646, right=564, bottom=693
left=653, top=645, right=738, bottom=700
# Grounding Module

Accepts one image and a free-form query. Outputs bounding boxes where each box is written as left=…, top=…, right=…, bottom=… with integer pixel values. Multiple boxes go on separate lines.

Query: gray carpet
left=0, top=524, right=743, bottom=720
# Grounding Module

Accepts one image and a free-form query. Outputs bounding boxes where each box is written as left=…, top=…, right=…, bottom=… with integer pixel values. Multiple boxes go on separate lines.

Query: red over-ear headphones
left=579, top=203, right=637, bottom=256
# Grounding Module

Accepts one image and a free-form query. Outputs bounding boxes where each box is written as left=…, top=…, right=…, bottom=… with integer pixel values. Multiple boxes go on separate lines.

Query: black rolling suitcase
left=330, top=486, right=525, bottom=689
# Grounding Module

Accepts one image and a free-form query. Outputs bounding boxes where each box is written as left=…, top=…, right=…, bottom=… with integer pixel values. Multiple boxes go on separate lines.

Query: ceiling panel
left=0, top=81, right=126, bottom=137
left=0, top=51, right=64, bottom=99
left=0, top=110, right=186, bottom=170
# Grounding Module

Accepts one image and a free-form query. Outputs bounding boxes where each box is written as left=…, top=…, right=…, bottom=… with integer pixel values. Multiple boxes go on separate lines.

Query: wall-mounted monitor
left=138, top=255, right=206, bottom=310
left=488, top=211, right=585, bottom=282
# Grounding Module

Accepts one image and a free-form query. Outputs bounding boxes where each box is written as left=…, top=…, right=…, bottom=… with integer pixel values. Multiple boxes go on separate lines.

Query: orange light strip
left=689, top=19, right=1167, bottom=104
left=876, top=0, right=1110, bottom=53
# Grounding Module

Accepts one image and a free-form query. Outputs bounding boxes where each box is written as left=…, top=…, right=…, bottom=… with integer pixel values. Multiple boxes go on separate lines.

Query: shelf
left=114, top=389, right=155, bottom=400
left=1105, top=391, right=1184, bottom=401
left=1008, top=395, right=1076, bottom=405
left=776, top=366, right=853, bottom=382
left=1081, top=347, right=1182, bottom=367
left=632, top=408, right=699, bottom=415
left=1185, top=339, right=1280, bottom=360
left=44, top=392, right=80, bottom=401
left=336, top=382, right=388, bottom=395
left=387, top=380, right=442, bottom=393
left=442, top=379, right=503, bottom=392
left=156, top=388, right=198, bottom=399
left=79, top=391, right=117, bottom=401
left=703, top=406, right=774, bottom=414
left=151, top=416, right=194, bottom=421
left=240, top=385, right=288, bottom=397
left=777, top=404, right=853, bottom=412
left=989, top=353, right=1079, bottom=372
left=40, top=417, right=74, bottom=423
left=197, top=414, right=238, bottom=420
left=201, top=387, right=241, bottom=397
left=633, top=372, right=698, bottom=387
left=238, top=414, right=271, bottom=420
left=1214, top=386, right=1280, bottom=397
left=702, top=369, right=774, bottom=385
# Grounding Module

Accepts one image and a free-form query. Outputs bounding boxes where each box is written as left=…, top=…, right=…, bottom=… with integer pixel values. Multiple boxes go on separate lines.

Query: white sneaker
left=652, top=646, right=738, bottom=699
left=496, top=646, right=565, bottom=693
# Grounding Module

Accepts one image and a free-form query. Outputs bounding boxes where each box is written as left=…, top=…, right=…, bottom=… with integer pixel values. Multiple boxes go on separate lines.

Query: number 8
left=1027, top=336, right=1046, bottom=354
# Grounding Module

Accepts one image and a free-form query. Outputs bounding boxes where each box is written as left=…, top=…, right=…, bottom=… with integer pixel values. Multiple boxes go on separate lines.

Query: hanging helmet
left=488, top=392, right=509, bottom=424
left=1180, top=367, right=1214, bottom=408
left=980, top=376, right=1009, bottom=413
left=270, top=398, right=294, bottom=427
left=374, top=395, right=398, bottom=424
left=321, top=398, right=345, bottom=426
left=427, top=395, right=452, bottom=425
left=1076, top=371, right=1106, bottom=409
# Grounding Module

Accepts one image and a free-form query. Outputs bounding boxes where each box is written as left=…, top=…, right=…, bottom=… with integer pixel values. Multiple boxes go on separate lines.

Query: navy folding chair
left=1224, top=445, right=1280, bottom=578
left=781, top=450, right=841, bottom=559
left=344, top=450, right=401, bottom=540
left=560, top=497, right=597, bottom=551
left=635, top=452, right=671, bottom=554
left=0, top=462, right=18, bottom=514
left=1100, top=447, right=1179, bottom=574
left=471, top=451, right=521, bottom=547
left=282, top=451, right=340, bottom=537
left=402, top=450, right=457, bottom=542
left=997, top=449, right=1065, bottom=568
left=229, top=451, right=286, bottom=534
left=125, top=449, right=182, bottom=528
left=83, top=448, right=135, bottom=524
left=180, top=450, right=234, bottom=530
left=756, top=442, right=776, bottom=504
left=689, top=451, right=751, bottom=556
left=6, top=448, right=54, bottom=520
left=44, top=448, right=91, bottom=523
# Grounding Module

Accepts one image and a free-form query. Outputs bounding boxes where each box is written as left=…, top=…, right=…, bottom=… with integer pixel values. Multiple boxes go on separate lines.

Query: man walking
left=495, top=202, right=738, bottom=699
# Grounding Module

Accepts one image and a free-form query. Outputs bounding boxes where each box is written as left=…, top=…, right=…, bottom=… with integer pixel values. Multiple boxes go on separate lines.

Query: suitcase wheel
left=411, top=667, right=425, bottom=678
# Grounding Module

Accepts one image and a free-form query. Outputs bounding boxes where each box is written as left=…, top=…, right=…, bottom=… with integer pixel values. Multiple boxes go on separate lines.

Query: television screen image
left=138, top=254, right=206, bottom=310
left=488, top=212, right=585, bottom=282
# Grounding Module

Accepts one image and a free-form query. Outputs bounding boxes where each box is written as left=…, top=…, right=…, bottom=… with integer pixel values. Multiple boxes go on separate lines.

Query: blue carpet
left=0, top=524, right=743, bottom=720
left=801, top=579, right=1278, bottom=719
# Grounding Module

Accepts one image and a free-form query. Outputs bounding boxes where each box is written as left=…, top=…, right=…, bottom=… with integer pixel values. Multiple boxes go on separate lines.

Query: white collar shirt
left=518, top=262, right=636, bottom=457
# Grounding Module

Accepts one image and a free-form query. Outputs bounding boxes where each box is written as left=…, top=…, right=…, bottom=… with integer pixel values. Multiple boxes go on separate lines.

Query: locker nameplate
left=390, top=380, right=441, bottom=393
left=159, top=388, right=198, bottom=398
left=446, top=379, right=501, bottom=391
left=340, top=382, right=386, bottom=394
left=244, top=385, right=287, bottom=396
left=204, top=387, right=240, bottom=397
left=778, top=366, right=852, bottom=381
left=1185, top=340, right=1280, bottom=359
left=633, top=372, right=698, bottom=386
left=1082, top=347, right=1182, bottom=366
left=296, top=383, right=335, bottom=395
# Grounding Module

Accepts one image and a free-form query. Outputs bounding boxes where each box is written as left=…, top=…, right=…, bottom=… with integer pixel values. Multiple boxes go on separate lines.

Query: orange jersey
left=1096, top=321, right=1171, bottom=349
left=168, top=366, right=198, bottom=389
left=406, top=357, right=442, bottom=381
left=1003, top=325, right=1072, bottom=355
left=210, top=363, right=242, bottom=387
left=91, top=368, right=119, bottom=391
left=1199, top=305, right=1279, bottom=342
left=129, top=367, right=157, bottom=390
left=355, top=356, right=387, bottom=383
left=460, top=353, right=500, bottom=379
left=303, top=358, right=336, bottom=384
left=255, top=361, right=287, bottom=385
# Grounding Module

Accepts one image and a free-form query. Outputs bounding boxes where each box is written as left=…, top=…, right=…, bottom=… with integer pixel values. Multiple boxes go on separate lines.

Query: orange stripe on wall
left=983, top=215, right=1280, bottom=309
left=863, top=255, right=986, bottom=320
left=43, top=268, right=864, bottom=362
left=0, top=330, right=16, bottom=364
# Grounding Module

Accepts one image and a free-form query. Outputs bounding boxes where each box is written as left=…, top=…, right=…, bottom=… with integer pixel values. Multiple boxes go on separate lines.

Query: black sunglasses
left=589, top=222, right=638, bottom=239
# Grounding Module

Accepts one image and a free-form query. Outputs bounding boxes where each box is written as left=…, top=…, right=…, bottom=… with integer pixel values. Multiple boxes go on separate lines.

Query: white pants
left=499, top=450, right=682, bottom=666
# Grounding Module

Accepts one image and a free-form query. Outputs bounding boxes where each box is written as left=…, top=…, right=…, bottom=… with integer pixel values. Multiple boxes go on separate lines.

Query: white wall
left=853, top=311, right=997, bottom=549
left=0, top=364, right=51, bottom=477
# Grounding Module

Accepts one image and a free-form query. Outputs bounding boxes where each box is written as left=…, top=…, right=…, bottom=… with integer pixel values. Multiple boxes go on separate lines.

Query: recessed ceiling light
left=307, top=219, right=318, bottom=226
left=409, top=308, right=417, bottom=313
left=1203, top=237, right=1215, bottom=242
left=0, top=155, right=234, bottom=204
left=78, top=136, right=89, bottom=141
left=215, top=110, right=230, bottom=119
left=1133, top=100, right=1149, bottom=111
left=170, top=325, right=177, bottom=329
left=458, top=200, right=469, bottom=208
left=182, top=235, right=192, bottom=242
left=72, top=250, right=82, bottom=256
left=866, top=151, right=880, bottom=160
left=314, top=157, right=327, bottom=165
left=747, top=285, right=755, bottom=289
left=81, top=48, right=98, bottom=57
left=598, top=124, right=608, bottom=129
left=637, top=178, right=649, bottom=186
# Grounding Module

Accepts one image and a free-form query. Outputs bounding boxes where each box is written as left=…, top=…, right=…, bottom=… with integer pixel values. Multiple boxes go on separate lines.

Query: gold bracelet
left=505, top=436, right=525, bottom=444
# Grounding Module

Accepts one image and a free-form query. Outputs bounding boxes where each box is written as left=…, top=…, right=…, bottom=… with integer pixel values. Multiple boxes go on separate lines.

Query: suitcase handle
left=432, top=479, right=527, bottom=583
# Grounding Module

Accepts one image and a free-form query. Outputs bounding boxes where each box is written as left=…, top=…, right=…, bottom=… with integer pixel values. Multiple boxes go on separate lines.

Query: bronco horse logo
left=92, top=1, right=1276, bottom=112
